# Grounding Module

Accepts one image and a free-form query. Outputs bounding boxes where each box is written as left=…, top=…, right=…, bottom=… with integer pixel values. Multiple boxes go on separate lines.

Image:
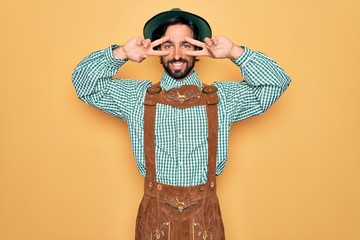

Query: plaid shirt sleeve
left=214, top=47, right=291, bottom=123
left=71, top=45, right=151, bottom=122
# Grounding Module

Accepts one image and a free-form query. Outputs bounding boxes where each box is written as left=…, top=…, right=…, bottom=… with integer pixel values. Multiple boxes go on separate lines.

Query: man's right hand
left=113, top=36, right=170, bottom=63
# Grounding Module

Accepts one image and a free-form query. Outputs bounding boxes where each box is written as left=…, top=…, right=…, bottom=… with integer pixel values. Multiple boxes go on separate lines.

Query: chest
left=154, top=104, right=208, bottom=148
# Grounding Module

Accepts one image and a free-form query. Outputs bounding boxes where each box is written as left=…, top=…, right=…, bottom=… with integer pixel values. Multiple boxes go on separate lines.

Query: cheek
left=163, top=50, right=174, bottom=58
left=161, top=55, right=171, bottom=62
left=186, top=56, right=196, bottom=63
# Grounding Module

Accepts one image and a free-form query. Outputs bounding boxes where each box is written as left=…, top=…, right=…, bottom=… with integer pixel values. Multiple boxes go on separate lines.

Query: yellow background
left=1, top=0, right=359, bottom=239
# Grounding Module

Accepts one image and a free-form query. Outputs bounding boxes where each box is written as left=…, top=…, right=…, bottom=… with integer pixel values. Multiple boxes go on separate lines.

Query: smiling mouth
left=170, top=61, right=186, bottom=70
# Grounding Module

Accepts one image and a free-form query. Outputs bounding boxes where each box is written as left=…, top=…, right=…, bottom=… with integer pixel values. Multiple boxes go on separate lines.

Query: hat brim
left=143, top=9, right=212, bottom=42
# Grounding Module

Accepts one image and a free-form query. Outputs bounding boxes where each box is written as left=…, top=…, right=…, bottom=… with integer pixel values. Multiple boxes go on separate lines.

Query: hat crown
left=143, top=8, right=212, bottom=42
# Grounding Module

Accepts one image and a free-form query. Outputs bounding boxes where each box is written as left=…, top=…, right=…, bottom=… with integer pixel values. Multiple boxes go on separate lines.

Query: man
left=72, top=8, right=290, bottom=240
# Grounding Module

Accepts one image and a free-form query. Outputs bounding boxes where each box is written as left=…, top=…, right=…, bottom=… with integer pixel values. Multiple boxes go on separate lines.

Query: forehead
left=163, top=24, right=194, bottom=40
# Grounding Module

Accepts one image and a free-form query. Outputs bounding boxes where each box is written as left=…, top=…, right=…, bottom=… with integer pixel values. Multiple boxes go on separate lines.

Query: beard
left=161, top=57, right=196, bottom=80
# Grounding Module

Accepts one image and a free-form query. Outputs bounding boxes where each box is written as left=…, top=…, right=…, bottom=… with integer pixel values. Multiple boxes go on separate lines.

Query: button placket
left=176, top=108, right=182, bottom=185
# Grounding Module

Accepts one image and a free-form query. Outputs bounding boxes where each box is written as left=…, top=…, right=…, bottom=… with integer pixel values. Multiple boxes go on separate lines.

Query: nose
left=173, top=46, right=182, bottom=60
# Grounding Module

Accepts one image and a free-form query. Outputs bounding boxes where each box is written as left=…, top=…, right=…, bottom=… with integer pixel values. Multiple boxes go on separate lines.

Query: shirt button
left=178, top=134, right=182, bottom=139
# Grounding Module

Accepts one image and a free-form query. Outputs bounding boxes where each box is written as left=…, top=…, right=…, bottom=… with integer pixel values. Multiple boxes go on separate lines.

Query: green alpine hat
left=143, top=8, right=212, bottom=42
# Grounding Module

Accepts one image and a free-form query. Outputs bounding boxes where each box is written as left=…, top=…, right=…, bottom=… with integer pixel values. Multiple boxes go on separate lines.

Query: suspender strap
left=202, top=84, right=219, bottom=181
left=143, top=83, right=162, bottom=183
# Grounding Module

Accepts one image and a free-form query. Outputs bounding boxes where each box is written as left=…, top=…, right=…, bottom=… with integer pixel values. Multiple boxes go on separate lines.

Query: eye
left=162, top=44, right=173, bottom=50
left=181, top=43, right=193, bottom=49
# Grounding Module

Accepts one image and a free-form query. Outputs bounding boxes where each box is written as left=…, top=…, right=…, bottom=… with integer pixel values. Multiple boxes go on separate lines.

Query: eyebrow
left=163, top=40, right=192, bottom=45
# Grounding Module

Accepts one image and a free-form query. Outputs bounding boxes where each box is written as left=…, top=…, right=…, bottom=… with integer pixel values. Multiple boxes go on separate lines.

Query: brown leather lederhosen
left=135, top=83, right=225, bottom=240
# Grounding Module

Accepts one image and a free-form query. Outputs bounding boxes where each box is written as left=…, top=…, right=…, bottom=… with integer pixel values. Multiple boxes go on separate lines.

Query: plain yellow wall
left=1, top=0, right=359, bottom=239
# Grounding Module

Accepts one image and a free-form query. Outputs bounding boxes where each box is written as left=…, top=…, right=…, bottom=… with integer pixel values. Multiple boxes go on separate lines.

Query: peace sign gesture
left=185, top=36, right=244, bottom=60
left=114, top=36, right=170, bottom=63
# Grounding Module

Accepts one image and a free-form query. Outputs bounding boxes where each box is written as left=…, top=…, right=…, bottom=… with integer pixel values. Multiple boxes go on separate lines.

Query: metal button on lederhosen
left=135, top=83, right=225, bottom=240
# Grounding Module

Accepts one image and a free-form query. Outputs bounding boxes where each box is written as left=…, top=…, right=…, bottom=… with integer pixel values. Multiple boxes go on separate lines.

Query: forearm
left=234, top=46, right=291, bottom=91
left=72, top=45, right=151, bottom=120
left=72, top=45, right=127, bottom=100
left=215, top=47, right=291, bottom=122
left=236, top=47, right=291, bottom=112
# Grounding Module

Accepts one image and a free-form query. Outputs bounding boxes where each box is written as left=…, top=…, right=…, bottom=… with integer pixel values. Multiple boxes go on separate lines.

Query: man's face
left=159, top=24, right=196, bottom=80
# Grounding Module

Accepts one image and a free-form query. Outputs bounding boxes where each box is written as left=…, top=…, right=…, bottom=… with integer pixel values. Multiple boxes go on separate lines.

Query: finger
left=204, top=37, right=214, bottom=47
left=211, top=37, right=219, bottom=45
left=149, top=49, right=169, bottom=56
left=185, top=49, right=211, bottom=57
left=150, top=36, right=170, bottom=48
left=184, top=37, right=204, bottom=48
left=142, top=39, right=151, bottom=48
left=136, top=37, right=144, bottom=46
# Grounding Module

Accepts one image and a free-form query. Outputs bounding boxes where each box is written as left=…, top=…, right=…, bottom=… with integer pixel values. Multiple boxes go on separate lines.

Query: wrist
left=113, top=46, right=128, bottom=60
left=229, top=45, right=245, bottom=60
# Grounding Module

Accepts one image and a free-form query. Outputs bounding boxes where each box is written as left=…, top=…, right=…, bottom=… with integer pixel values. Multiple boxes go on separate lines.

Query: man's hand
left=185, top=36, right=244, bottom=60
left=113, top=36, right=170, bottom=63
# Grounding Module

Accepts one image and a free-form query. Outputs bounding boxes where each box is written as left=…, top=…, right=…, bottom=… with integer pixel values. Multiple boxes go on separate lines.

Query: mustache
left=167, top=58, right=188, bottom=64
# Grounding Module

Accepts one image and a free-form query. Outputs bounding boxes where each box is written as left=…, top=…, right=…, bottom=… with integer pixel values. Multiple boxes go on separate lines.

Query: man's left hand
left=185, top=36, right=244, bottom=60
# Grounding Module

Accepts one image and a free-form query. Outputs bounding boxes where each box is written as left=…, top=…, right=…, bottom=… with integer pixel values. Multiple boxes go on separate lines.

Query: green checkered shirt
left=72, top=45, right=290, bottom=186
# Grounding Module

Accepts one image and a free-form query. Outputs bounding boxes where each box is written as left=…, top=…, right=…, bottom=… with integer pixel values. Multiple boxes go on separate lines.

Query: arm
left=186, top=36, right=291, bottom=122
left=72, top=45, right=149, bottom=121
left=216, top=46, right=291, bottom=122
left=72, top=37, right=170, bottom=121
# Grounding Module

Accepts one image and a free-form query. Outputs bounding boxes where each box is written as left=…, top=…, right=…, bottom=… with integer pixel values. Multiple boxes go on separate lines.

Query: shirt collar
left=160, top=70, right=202, bottom=91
